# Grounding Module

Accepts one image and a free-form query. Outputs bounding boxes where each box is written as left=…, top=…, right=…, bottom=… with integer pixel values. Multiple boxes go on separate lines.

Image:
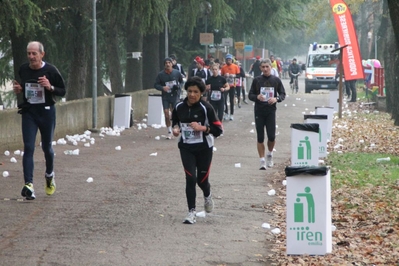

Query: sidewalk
left=0, top=77, right=330, bottom=265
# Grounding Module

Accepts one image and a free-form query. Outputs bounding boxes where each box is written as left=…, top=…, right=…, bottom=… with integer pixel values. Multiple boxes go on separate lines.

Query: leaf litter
left=265, top=102, right=399, bottom=265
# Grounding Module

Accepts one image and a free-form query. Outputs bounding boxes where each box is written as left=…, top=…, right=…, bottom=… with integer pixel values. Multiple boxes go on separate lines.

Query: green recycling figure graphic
left=297, top=136, right=311, bottom=160
left=294, top=187, right=315, bottom=223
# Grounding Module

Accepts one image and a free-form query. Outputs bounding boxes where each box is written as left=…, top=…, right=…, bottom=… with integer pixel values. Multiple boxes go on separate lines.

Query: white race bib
left=210, top=90, right=222, bottom=101
left=260, top=87, right=274, bottom=102
left=226, top=76, right=234, bottom=86
left=181, top=123, right=203, bottom=144
left=25, top=83, right=45, bottom=104
left=165, top=80, right=177, bottom=93
left=234, top=78, right=242, bottom=86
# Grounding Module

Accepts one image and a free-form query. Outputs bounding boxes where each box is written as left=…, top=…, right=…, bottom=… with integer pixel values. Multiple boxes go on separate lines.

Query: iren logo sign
left=289, top=186, right=323, bottom=245
left=295, top=187, right=315, bottom=223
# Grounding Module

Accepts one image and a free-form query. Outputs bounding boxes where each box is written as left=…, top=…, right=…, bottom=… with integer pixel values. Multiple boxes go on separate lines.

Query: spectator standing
left=345, top=79, right=357, bottom=102
left=172, top=76, right=223, bottom=224
left=154, top=57, right=183, bottom=139
left=12, top=41, right=66, bottom=200
left=248, top=59, right=286, bottom=170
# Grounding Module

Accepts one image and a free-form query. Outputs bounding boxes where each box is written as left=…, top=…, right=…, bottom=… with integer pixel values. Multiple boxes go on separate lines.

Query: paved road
left=0, top=76, right=329, bottom=266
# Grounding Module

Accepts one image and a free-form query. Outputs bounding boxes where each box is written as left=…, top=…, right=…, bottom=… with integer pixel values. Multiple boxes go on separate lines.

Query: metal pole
left=92, top=0, right=97, bottom=130
left=205, top=14, right=208, bottom=59
left=375, top=36, right=377, bottom=59
left=243, top=33, right=246, bottom=73
left=331, top=45, right=348, bottom=119
left=338, top=53, right=343, bottom=119
left=165, top=12, right=168, bottom=58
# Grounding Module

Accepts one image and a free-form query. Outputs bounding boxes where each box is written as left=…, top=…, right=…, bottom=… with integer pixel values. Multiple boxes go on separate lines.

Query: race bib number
left=25, top=83, right=45, bottom=104
left=165, top=80, right=177, bottom=93
left=210, top=90, right=222, bottom=101
left=234, top=78, right=242, bottom=86
left=226, top=76, right=234, bottom=86
left=260, top=87, right=274, bottom=102
left=181, top=123, right=203, bottom=144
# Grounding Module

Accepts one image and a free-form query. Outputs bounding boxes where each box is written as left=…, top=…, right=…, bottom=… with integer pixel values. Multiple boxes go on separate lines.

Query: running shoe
left=21, top=183, right=36, bottom=200
left=166, top=132, right=173, bottom=140
left=204, top=194, right=214, bottom=213
left=267, top=154, right=274, bottom=168
left=229, top=115, right=234, bottom=121
left=183, top=209, right=196, bottom=224
left=45, top=174, right=56, bottom=196
left=243, top=100, right=248, bottom=104
left=224, top=114, right=229, bottom=121
left=259, top=159, right=266, bottom=170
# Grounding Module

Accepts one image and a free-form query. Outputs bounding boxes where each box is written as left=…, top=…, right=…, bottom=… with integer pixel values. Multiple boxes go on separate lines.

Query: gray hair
left=27, top=41, right=44, bottom=53
left=260, top=59, right=272, bottom=66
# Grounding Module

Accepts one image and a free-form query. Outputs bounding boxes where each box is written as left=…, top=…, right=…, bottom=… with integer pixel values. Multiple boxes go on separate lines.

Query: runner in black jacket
left=248, top=59, right=286, bottom=170
left=172, top=76, right=223, bottom=224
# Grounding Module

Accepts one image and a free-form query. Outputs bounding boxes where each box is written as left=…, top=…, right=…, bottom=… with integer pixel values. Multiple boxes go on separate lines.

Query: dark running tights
left=179, top=147, right=213, bottom=211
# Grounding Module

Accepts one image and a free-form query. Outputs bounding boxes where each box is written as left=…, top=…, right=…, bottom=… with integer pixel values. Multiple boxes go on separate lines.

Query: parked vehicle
left=304, top=42, right=340, bottom=93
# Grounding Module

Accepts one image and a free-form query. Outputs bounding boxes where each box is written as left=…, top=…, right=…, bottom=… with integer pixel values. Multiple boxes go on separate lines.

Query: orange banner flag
left=330, top=0, right=364, bottom=80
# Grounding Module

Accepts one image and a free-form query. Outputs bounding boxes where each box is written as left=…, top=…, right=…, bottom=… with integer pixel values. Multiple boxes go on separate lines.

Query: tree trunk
left=125, top=18, right=143, bottom=92
left=10, top=32, right=30, bottom=106
left=379, top=0, right=392, bottom=112
left=66, top=0, right=91, bottom=100
left=142, top=33, right=159, bottom=90
left=105, top=22, right=124, bottom=94
left=159, top=31, right=166, bottom=70
left=387, top=0, right=399, bottom=125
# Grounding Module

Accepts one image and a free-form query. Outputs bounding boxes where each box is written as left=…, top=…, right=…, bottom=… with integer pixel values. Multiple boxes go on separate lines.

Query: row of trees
left=0, top=0, right=309, bottom=101
left=1, top=0, right=399, bottom=125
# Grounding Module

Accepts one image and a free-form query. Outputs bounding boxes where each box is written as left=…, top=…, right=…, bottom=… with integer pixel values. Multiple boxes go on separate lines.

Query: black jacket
left=248, top=74, right=286, bottom=112
left=172, top=98, right=223, bottom=150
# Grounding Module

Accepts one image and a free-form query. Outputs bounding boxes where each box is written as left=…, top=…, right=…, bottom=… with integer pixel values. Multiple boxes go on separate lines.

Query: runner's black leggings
left=255, top=109, right=276, bottom=143
left=235, top=86, right=242, bottom=104
left=224, top=87, right=235, bottom=115
left=179, top=147, right=212, bottom=211
left=210, top=99, right=224, bottom=121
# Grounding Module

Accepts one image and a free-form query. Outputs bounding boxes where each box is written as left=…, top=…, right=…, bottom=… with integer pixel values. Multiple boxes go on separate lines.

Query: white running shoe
left=183, top=209, right=196, bottom=224
left=166, top=132, right=173, bottom=140
left=267, top=155, right=274, bottom=168
left=204, top=194, right=214, bottom=213
left=259, top=159, right=266, bottom=170
left=229, top=115, right=234, bottom=121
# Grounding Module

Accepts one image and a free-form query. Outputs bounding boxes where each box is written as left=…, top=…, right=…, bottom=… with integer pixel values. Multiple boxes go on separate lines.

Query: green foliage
left=131, top=0, right=169, bottom=34
left=0, top=0, right=42, bottom=36
left=0, top=40, right=13, bottom=86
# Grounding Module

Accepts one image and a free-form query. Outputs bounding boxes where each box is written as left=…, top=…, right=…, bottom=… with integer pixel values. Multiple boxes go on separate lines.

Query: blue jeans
left=22, top=105, right=56, bottom=184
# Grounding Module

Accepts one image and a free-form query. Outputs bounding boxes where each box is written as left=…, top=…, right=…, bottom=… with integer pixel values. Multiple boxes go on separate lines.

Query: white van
left=304, top=43, right=340, bottom=93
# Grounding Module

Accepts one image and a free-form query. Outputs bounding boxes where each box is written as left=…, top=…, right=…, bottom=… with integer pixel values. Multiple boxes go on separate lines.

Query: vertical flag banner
left=330, top=0, right=364, bottom=80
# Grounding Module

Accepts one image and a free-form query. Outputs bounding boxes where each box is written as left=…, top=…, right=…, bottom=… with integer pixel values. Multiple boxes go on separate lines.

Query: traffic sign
left=200, top=33, right=214, bottom=45
left=222, top=38, right=233, bottom=46
left=244, top=45, right=253, bottom=52
left=235, top=42, right=245, bottom=50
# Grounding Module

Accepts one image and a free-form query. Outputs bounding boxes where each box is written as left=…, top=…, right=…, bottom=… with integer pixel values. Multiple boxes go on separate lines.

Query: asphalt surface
left=0, top=76, right=330, bottom=266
